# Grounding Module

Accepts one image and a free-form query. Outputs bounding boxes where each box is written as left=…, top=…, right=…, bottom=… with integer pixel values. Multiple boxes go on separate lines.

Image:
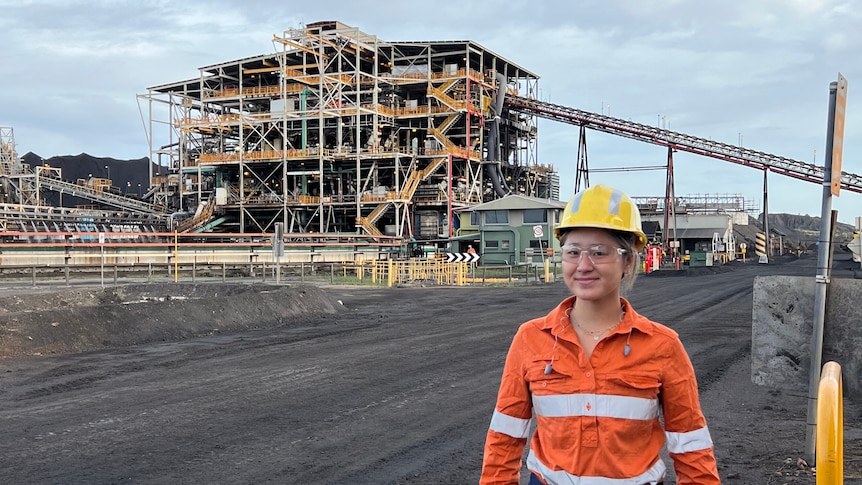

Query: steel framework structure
left=139, top=21, right=558, bottom=238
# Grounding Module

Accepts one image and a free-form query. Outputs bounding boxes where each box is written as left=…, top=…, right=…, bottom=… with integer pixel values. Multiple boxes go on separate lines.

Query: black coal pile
left=21, top=152, right=162, bottom=207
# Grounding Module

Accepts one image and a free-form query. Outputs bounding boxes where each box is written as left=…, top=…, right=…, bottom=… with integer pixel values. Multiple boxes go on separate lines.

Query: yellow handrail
left=817, top=361, right=843, bottom=484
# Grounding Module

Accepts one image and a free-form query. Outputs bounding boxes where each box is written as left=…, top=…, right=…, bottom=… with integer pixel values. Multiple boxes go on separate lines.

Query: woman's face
left=561, top=228, right=629, bottom=303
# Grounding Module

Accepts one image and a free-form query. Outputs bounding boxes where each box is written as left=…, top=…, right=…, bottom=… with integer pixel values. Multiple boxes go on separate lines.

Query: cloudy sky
left=2, top=0, right=860, bottom=223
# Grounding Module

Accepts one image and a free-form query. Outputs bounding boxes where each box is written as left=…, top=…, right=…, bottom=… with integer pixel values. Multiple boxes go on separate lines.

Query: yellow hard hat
left=555, top=184, right=647, bottom=250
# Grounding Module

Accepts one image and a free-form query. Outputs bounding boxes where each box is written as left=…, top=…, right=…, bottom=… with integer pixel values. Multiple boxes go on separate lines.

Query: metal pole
left=763, top=169, right=770, bottom=258
left=173, top=231, right=179, bottom=283
left=805, top=80, right=839, bottom=463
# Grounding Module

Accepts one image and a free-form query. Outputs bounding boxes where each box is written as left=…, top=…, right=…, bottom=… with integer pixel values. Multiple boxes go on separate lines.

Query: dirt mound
left=0, top=283, right=344, bottom=358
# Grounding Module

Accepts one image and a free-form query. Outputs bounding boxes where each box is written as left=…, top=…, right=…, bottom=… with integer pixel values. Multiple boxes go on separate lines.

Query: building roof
left=469, top=194, right=566, bottom=211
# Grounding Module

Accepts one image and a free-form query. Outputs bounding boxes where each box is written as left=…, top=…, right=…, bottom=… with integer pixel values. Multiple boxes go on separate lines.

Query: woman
left=480, top=185, right=720, bottom=484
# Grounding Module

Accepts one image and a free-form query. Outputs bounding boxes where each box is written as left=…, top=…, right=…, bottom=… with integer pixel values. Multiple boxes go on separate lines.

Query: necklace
left=573, top=309, right=626, bottom=341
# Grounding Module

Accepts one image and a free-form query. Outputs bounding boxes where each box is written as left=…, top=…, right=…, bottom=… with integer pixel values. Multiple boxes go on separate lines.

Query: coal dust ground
left=0, top=254, right=861, bottom=484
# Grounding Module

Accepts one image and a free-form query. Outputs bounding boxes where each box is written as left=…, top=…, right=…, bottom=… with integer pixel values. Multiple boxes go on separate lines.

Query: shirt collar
left=541, top=296, right=656, bottom=337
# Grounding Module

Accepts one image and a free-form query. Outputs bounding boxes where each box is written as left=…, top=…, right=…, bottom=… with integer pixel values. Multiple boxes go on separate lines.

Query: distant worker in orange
left=480, top=184, right=719, bottom=485
left=467, top=244, right=477, bottom=255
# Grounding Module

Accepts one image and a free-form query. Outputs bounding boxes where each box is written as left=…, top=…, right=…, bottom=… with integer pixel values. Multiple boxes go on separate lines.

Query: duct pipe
left=484, top=73, right=511, bottom=197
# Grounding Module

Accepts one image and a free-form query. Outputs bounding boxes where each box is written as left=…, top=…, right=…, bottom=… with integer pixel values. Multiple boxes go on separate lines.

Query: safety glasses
left=560, top=244, right=627, bottom=265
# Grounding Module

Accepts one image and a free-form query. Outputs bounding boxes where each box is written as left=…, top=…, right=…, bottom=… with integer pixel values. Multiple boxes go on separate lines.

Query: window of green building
left=484, top=210, right=508, bottom=224
left=523, top=209, right=547, bottom=223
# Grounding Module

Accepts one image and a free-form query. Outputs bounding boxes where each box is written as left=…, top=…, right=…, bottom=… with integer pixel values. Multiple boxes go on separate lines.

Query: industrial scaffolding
left=139, top=20, right=558, bottom=238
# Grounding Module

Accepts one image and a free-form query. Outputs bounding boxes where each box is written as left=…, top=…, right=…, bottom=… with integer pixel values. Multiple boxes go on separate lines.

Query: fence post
left=222, top=262, right=226, bottom=282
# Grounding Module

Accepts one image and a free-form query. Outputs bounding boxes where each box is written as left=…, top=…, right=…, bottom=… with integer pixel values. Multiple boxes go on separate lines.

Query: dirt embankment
left=0, top=283, right=343, bottom=358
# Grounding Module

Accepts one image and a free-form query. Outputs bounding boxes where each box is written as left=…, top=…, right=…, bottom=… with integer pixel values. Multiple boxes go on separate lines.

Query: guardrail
left=0, top=258, right=557, bottom=288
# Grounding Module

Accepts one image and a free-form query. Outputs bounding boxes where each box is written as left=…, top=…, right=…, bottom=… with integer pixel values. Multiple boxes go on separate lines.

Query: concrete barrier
left=752, top=276, right=862, bottom=401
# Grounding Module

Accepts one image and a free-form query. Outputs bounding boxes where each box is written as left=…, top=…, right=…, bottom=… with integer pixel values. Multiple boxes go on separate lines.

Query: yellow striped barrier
left=817, top=361, right=843, bottom=484
left=755, top=232, right=767, bottom=256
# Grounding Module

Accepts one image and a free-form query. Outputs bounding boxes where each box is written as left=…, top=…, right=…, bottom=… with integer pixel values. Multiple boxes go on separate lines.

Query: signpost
left=99, top=232, right=106, bottom=287
left=806, top=73, right=849, bottom=463
left=273, top=223, right=284, bottom=284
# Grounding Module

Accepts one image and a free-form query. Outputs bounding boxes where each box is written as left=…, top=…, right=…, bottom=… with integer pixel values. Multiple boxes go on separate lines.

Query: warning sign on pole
left=533, top=225, right=544, bottom=238
left=832, top=73, right=848, bottom=196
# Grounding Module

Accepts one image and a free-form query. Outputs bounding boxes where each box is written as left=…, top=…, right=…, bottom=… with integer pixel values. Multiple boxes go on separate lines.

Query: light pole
left=104, top=165, right=110, bottom=180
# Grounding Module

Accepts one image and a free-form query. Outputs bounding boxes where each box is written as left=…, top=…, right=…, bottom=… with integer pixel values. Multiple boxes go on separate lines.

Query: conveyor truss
left=503, top=94, right=862, bottom=194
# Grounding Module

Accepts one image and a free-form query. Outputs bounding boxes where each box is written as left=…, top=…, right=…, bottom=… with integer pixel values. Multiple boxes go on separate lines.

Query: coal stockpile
left=21, top=152, right=159, bottom=205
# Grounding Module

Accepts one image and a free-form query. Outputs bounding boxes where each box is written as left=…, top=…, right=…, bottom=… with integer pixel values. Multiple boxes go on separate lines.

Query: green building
left=455, top=195, right=566, bottom=265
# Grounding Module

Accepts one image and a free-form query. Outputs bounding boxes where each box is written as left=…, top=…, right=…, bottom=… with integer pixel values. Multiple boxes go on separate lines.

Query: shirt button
left=542, top=381, right=547, bottom=388
left=585, top=372, right=592, bottom=377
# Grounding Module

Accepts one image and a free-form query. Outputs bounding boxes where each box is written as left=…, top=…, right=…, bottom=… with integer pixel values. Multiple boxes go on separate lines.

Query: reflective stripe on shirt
left=533, top=393, right=659, bottom=421
left=665, top=425, right=714, bottom=454
left=489, top=409, right=532, bottom=439
left=527, top=449, right=666, bottom=484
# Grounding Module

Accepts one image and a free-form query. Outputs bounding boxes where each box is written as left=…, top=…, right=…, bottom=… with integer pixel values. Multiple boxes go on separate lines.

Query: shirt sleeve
left=480, top=328, right=533, bottom=485
left=660, top=337, right=721, bottom=485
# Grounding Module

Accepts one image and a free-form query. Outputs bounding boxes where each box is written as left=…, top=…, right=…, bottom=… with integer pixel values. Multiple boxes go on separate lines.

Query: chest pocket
left=525, top=358, right=578, bottom=394
left=600, top=373, right=661, bottom=400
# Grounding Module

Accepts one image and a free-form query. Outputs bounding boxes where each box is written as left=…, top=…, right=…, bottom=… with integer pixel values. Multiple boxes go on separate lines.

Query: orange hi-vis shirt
left=480, top=296, right=720, bottom=485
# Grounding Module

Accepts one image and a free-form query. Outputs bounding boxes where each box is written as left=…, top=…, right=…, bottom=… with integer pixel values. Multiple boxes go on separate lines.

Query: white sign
left=98, top=232, right=106, bottom=244
left=446, top=252, right=480, bottom=263
left=533, top=225, right=544, bottom=238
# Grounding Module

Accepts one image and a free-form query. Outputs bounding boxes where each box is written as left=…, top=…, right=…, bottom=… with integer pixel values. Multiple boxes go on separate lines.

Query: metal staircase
left=176, top=198, right=216, bottom=233
left=426, top=79, right=467, bottom=111
left=356, top=157, right=448, bottom=236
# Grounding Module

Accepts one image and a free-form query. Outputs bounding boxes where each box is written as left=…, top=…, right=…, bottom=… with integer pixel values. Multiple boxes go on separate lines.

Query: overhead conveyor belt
left=35, top=176, right=166, bottom=214
left=504, top=94, right=862, bottom=194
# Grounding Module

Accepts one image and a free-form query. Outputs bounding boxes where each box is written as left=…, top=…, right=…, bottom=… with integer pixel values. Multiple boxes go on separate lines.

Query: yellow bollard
left=817, top=361, right=843, bottom=484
